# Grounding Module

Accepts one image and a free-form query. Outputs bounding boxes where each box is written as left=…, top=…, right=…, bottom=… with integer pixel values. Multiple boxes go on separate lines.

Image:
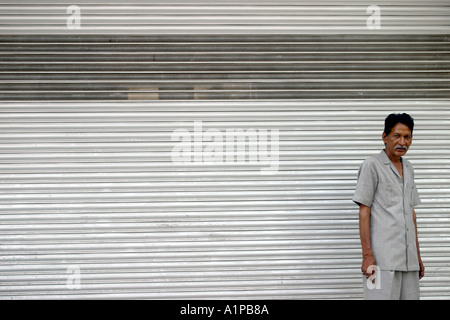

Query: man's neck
left=384, top=149, right=402, bottom=164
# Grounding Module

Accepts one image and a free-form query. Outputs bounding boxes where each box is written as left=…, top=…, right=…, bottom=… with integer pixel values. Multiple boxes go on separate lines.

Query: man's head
left=382, top=113, right=414, bottom=159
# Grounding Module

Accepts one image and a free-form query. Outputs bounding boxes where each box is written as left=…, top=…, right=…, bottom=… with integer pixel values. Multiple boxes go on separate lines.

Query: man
left=353, top=113, right=424, bottom=300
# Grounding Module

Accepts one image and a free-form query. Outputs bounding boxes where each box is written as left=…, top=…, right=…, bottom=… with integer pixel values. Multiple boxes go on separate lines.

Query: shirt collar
left=380, top=149, right=392, bottom=165
left=380, top=149, right=405, bottom=180
left=380, top=149, right=404, bottom=164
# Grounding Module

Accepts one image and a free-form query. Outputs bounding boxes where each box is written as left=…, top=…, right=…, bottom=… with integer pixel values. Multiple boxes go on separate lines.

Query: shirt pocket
left=379, top=183, right=402, bottom=208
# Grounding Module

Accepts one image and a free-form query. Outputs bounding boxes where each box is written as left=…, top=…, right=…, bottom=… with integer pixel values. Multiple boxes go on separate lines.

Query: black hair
left=384, top=113, right=414, bottom=136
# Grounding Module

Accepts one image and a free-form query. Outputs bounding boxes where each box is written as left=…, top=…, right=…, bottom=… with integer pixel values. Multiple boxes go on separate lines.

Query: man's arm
left=413, top=209, right=425, bottom=279
left=359, top=204, right=376, bottom=278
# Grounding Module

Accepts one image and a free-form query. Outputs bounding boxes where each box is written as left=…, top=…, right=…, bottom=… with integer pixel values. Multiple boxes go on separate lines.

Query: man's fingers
left=362, top=266, right=377, bottom=283
left=362, top=264, right=377, bottom=283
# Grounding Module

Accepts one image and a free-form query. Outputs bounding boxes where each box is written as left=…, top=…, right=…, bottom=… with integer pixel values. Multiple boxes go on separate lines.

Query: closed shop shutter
left=0, top=1, right=449, bottom=300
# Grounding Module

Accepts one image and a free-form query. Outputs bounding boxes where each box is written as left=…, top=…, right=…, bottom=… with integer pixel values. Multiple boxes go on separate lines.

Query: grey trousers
left=363, top=270, right=420, bottom=300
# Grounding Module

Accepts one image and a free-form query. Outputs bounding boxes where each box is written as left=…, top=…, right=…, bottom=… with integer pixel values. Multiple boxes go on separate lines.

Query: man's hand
left=419, top=258, right=425, bottom=280
left=361, top=254, right=377, bottom=281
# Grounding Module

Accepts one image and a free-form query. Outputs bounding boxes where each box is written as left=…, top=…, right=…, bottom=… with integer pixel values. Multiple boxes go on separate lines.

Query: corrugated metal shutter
left=1, top=1, right=449, bottom=300
left=1, top=0, right=450, bottom=35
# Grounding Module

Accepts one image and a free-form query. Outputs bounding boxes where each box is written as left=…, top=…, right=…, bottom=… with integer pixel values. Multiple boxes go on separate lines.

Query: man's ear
left=382, top=132, right=387, bottom=144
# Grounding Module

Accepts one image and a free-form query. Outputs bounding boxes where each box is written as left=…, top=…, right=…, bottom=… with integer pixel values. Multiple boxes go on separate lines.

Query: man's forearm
left=413, top=209, right=425, bottom=279
left=413, top=209, right=421, bottom=259
left=359, top=204, right=373, bottom=257
left=359, top=204, right=376, bottom=277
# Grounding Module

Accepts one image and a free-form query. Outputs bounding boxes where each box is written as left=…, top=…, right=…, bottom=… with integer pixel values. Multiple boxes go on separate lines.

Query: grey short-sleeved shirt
left=353, top=150, right=421, bottom=271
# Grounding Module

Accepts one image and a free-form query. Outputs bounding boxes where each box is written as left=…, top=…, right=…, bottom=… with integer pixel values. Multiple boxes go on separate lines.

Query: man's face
left=382, top=123, right=413, bottom=159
